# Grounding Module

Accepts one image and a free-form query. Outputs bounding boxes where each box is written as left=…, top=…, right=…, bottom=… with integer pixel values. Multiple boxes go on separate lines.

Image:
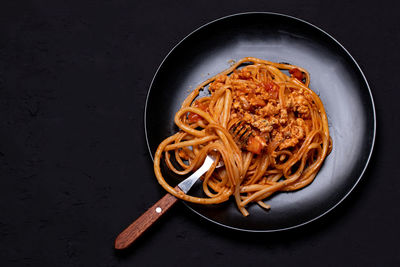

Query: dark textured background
left=0, top=0, right=399, bottom=266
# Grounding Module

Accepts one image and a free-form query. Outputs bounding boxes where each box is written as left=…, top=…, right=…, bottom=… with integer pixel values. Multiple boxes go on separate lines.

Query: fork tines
left=229, top=120, right=253, bottom=147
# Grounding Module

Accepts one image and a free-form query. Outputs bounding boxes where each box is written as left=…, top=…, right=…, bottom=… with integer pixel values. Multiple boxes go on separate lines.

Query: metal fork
left=230, top=120, right=253, bottom=147
left=115, top=155, right=223, bottom=249
left=115, top=122, right=252, bottom=249
left=177, top=155, right=223, bottom=193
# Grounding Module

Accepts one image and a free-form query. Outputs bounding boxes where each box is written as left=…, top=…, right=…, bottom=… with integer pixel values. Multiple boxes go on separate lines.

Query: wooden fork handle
left=114, top=191, right=178, bottom=250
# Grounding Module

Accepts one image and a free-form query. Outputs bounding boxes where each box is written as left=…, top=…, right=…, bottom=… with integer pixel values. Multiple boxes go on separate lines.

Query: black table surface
left=1, top=1, right=399, bottom=266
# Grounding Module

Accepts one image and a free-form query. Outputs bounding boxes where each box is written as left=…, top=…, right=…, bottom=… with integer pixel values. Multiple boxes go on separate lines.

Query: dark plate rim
left=143, top=12, right=376, bottom=232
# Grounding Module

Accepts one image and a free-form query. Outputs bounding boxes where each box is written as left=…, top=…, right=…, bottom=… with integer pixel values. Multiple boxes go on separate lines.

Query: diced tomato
left=263, top=81, right=278, bottom=99
left=187, top=100, right=209, bottom=123
left=289, top=68, right=305, bottom=83
left=187, top=112, right=202, bottom=123
left=246, top=136, right=263, bottom=154
left=252, top=98, right=266, bottom=107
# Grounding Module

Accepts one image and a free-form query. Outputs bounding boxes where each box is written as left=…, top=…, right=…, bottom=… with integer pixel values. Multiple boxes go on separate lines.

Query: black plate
left=144, top=12, right=376, bottom=231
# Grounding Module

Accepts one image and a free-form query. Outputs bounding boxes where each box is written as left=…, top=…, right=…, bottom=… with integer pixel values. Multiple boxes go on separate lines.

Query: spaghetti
left=153, top=57, right=332, bottom=216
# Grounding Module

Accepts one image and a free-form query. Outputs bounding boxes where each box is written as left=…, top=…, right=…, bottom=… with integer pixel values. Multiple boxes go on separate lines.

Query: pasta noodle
left=153, top=57, right=332, bottom=216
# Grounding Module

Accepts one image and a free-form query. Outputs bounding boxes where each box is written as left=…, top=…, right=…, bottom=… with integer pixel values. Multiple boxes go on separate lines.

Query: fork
left=114, top=121, right=251, bottom=249
left=230, top=120, right=253, bottom=147
left=114, top=155, right=222, bottom=249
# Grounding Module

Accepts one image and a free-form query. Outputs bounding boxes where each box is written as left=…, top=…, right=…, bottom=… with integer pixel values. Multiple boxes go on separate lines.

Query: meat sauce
left=191, top=67, right=311, bottom=155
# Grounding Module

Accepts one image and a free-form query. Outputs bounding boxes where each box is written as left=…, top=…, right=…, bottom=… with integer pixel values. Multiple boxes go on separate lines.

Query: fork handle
left=114, top=190, right=179, bottom=250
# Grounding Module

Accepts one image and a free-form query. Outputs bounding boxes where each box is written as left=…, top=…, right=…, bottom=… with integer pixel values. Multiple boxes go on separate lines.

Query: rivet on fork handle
left=114, top=188, right=179, bottom=250
left=114, top=155, right=221, bottom=249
